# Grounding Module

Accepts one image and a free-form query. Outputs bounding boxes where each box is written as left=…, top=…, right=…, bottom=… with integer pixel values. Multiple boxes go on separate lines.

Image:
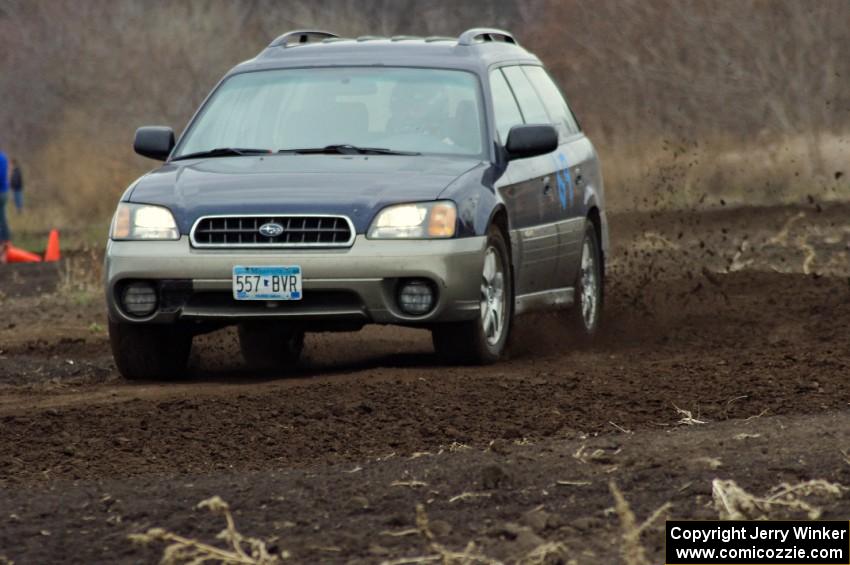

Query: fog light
left=121, top=282, right=157, bottom=317
left=398, top=280, right=435, bottom=315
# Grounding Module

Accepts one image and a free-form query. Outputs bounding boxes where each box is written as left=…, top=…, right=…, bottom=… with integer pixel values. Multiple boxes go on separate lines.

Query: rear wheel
left=432, top=225, right=512, bottom=364
left=568, top=221, right=603, bottom=338
left=238, top=322, right=304, bottom=370
left=109, top=321, right=192, bottom=380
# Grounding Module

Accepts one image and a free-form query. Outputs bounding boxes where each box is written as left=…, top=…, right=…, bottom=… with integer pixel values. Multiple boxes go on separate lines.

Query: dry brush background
left=0, top=0, right=848, bottom=235
left=3, top=3, right=850, bottom=563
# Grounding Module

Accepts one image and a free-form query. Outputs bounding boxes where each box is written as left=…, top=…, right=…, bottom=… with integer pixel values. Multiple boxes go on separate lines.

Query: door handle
left=575, top=175, right=584, bottom=186
left=542, top=176, right=552, bottom=194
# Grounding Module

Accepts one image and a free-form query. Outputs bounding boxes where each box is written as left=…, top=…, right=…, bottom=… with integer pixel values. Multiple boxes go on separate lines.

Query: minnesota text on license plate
left=233, top=266, right=302, bottom=300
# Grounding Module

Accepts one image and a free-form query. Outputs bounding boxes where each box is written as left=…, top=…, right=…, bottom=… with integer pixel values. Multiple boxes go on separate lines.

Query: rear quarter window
left=522, top=66, right=580, bottom=139
left=501, top=66, right=550, bottom=126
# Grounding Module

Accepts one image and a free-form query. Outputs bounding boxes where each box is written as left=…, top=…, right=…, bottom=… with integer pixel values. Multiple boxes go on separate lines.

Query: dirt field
left=1, top=203, right=849, bottom=564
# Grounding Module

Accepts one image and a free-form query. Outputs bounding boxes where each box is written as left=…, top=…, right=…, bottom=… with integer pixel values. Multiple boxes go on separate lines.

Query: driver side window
left=489, top=69, right=523, bottom=144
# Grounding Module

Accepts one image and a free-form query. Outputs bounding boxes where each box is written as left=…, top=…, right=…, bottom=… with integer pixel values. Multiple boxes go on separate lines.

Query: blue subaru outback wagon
left=105, top=28, right=609, bottom=379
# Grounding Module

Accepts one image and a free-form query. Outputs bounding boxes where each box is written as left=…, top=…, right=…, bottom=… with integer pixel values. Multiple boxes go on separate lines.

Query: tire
left=568, top=221, right=603, bottom=339
left=431, top=225, right=513, bottom=365
left=109, top=321, right=192, bottom=381
left=238, top=322, right=304, bottom=370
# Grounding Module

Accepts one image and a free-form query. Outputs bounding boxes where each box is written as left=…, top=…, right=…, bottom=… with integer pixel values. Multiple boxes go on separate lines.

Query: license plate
left=233, top=266, right=302, bottom=300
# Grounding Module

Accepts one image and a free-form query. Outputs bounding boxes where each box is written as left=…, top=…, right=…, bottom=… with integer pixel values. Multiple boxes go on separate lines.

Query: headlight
left=110, top=203, right=179, bottom=240
left=368, top=201, right=457, bottom=239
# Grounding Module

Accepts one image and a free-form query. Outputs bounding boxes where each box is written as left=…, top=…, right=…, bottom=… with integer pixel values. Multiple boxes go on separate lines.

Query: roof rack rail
left=458, top=28, right=518, bottom=46
left=424, top=36, right=456, bottom=43
left=269, top=30, right=338, bottom=48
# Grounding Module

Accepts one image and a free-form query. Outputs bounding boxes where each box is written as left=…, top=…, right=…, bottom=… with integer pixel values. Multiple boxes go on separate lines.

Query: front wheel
left=109, top=321, right=192, bottom=380
left=431, top=226, right=512, bottom=364
left=568, top=222, right=603, bottom=338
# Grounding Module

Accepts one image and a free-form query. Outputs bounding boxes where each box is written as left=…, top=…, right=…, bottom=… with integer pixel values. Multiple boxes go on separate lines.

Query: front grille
left=191, top=215, right=355, bottom=248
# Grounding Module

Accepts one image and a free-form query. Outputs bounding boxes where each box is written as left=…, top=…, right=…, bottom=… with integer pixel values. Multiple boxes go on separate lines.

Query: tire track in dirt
left=1, top=270, right=848, bottom=486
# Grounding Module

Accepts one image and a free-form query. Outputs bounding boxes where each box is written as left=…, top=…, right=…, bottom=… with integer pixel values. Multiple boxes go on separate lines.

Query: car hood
left=128, top=154, right=483, bottom=234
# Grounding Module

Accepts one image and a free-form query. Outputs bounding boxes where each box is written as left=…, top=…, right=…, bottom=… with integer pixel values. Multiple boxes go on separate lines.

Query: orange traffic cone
left=44, top=229, right=60, bottom=262
left=6, top=244, right=42, bottom=263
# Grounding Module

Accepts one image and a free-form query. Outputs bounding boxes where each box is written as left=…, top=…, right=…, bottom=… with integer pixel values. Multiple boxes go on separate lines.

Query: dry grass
left=448, top=492, right=492, bottom=504
left=4, top=1, right=850, bottom=248
left=391, top=480, right=429, bottom=489
left=128, top=479, right=846, bottom=563
left=601, top=134, right=850, bottom=214
left=131, top=497, right=580, bottom=565
left=609, top=482, right=672, bottom=565
left=33, top=109, right=140, bottom=226
left=379, top=504, right=496, bottom=565
left=609, top=421, right=632, bottom=434
left=733, top=433, right=761, bottom=441
left=128, top=496, right=282, bottom=564
left=556, top=480, right=591, bottom=487
left=55, top=248, right=103, bottom=306
left=761, top=210, right=822, bottom=274
left=521, top=542, right=572, bottom=565
left=672, top=404, right=708, bottom=426
left=573, top=444, right=620, bottom=464
left=712, top=478, right=845, bottom=520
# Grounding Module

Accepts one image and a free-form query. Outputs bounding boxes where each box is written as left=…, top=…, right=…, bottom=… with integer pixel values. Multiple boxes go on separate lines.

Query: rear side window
left=489, top=69, right=523, bottom=143
left=501, top=66, right=550, bottom=125
left=523, top=65, right=580, bottom=138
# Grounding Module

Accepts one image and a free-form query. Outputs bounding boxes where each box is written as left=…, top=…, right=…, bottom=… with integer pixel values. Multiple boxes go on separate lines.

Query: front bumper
left=105, top=235, right=486, bottom=326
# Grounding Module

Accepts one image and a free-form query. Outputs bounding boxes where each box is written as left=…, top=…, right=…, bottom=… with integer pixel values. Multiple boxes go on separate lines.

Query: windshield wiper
left=279, top=144, right=421, bottom=156
left=171, top=147, right=271, bottom=161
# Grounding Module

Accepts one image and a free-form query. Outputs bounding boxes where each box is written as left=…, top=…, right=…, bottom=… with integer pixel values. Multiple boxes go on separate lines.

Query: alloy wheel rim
left=480, top=246, right=506, bottom=346
left=580, top=239, right=598, bottom=331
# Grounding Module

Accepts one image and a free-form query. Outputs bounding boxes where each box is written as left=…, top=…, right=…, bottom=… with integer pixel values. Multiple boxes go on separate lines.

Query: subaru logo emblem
left=259, top=222, right=284, bottom=237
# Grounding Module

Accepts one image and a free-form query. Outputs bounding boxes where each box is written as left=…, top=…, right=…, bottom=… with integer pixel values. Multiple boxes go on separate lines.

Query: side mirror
left=134, top=126, right=175, bottom=161
left=505, top=124, right=558, bottom=160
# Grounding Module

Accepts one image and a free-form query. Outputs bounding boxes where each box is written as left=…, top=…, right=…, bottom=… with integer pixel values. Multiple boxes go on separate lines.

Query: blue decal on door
left=553, top=153, right=573, bottom=209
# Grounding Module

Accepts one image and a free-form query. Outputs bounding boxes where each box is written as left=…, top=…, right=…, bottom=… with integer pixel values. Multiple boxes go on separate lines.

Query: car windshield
left=175, top=67, right=486, bottom=159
